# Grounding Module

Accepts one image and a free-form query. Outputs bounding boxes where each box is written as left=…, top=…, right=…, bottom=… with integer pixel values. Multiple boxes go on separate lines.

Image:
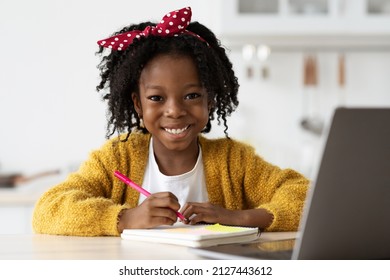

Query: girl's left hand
left=180, top=202, right=274, bottom=229
left=180, top=202, right=234, bottom=225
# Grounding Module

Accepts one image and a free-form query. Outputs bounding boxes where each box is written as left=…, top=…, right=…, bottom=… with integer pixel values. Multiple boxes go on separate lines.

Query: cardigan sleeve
left=32, top=139, right=130, bottom=237
left=201, top=137, right=309, bottom=232
left=241, top=145, right=309, bottom=232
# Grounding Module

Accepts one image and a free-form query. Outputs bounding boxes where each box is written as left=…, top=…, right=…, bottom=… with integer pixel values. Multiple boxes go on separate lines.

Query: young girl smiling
left=33, top=7, right=309, bottom=236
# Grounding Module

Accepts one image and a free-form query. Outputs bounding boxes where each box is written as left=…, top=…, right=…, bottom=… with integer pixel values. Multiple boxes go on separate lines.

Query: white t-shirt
left=138, top=137, right=208, bottom=212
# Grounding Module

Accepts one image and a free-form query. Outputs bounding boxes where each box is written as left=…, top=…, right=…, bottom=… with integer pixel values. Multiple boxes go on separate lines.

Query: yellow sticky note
left=205, top=223, right=246, bottom=233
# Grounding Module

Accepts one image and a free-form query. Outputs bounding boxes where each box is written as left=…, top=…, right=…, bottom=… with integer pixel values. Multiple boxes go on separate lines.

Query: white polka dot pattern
left=97, top=7, right=206, bottom=51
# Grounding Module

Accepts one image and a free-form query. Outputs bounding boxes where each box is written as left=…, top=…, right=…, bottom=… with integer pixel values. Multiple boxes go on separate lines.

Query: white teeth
left=165, top=126, right=189, bottom=135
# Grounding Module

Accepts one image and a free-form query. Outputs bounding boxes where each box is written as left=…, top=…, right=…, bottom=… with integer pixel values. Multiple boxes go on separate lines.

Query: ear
left=132, top=92, right=143, bottom=117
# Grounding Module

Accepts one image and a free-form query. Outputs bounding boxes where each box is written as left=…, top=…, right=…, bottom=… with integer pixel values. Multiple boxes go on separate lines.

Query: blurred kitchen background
left=1, top=0, right=390, bottom=233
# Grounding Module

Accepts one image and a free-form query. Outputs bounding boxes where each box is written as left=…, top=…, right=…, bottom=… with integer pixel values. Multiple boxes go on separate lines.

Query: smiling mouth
left=164, top=125, right=190, bottom=135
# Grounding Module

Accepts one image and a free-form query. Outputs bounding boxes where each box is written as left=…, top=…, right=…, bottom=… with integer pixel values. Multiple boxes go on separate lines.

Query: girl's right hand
left=117, top=192, right=181, bottom=232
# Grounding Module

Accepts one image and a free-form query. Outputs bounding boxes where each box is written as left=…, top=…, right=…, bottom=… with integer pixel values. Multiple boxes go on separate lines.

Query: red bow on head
left=97, top=7, right=205, bottom=51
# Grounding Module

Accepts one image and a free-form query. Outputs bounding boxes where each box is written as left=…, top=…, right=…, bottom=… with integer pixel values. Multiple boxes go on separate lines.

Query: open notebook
left=121, top=223, right=259, bottom=248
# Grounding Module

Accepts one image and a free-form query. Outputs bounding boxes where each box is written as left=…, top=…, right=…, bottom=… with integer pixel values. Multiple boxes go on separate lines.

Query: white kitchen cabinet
left=220, top=0, right=390, bottom=49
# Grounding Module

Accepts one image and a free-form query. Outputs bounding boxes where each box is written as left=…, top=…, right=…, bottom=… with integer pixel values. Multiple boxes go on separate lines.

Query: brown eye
left=148, top=95, right=163, bottom=102
left=185, top=93, right=201, bottom=100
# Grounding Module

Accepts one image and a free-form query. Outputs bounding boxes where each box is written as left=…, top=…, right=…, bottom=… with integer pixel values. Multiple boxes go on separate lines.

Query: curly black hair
left=96, top=20, right=239, bottom=141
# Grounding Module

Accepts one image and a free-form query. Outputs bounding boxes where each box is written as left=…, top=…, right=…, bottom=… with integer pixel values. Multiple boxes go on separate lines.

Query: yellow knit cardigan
left=32, top=133, right=309, bottom=236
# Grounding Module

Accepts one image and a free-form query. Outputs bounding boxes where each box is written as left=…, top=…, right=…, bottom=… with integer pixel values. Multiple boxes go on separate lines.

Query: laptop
left=191, top=107, right=390, bottom=260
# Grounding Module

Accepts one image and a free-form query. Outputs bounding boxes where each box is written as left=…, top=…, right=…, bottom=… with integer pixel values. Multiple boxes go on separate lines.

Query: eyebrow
left=144, top=83, right=204, bottom=91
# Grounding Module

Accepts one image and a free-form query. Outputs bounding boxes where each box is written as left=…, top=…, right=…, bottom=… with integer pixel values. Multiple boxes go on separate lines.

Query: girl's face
left=132, top=54, right=210, bottom=155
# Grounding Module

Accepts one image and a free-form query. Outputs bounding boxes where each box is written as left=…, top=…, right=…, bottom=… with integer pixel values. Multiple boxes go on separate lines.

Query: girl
left=32, top=7, right=309, bottom=236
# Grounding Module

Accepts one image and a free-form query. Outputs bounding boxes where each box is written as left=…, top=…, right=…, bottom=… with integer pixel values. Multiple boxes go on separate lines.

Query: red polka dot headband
left=97, top=7, right=206, bottom=51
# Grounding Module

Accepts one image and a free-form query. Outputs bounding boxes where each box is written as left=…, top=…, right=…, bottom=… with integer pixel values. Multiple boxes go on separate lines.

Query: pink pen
left=113, top=170, right=187, bottom=222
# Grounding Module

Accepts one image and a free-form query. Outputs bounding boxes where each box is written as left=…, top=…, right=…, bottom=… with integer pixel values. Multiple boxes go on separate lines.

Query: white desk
left=0, top=232, right=296, bottom=260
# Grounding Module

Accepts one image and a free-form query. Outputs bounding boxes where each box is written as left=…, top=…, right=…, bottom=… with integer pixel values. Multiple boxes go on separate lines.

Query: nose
left=164, top=98, right=186, bottom=118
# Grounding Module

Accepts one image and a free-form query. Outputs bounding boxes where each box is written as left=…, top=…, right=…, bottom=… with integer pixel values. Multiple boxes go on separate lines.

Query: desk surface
left=0, top=232, right=296, bottom=260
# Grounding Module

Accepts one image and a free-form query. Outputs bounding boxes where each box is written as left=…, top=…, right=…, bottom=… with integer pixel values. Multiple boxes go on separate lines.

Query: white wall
left=1, top=0, right=389, bottom=180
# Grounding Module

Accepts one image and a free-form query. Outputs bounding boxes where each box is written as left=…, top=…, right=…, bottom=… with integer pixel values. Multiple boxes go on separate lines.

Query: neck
left=152, top=138, right=199, bottom=176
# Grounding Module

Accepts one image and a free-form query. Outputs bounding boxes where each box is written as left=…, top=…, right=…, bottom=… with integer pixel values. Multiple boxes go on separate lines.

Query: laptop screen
left=293, top=107, right=390, bottom=260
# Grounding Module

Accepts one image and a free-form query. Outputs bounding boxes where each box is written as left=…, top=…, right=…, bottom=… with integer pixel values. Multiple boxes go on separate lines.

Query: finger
left=137, top=209, right=177, bottom=228
left=181, top=203, right=209, bottom=218
left=183, top=202, right=209, bottom=208
left=181, top=202, right=208, bottom=212
left=125, top=207, right=177, bottom=229
left=180, top=202, right=191, bottom=214
left=188, top=213, right=215, bottom=225
left=152, top=191, right=179, bottom=202
left=144, top=195, right=181, bottom=212
left=144, top=216, right=177, bottom=228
